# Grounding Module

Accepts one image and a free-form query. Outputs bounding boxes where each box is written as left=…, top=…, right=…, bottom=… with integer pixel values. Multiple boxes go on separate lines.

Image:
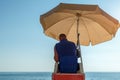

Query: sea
left=0, top=72, right=120, bottom=80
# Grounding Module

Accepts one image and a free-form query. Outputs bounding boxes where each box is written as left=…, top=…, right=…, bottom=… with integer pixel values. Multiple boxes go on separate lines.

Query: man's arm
left=54, top=47, right=59, bottom=62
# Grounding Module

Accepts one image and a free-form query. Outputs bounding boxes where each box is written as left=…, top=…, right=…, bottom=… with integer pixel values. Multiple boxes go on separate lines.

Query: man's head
left=59, top=34, right=66, bottom=41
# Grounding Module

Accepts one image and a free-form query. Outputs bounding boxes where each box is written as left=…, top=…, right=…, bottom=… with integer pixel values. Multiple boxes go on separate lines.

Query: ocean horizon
left=0, top=72, right=120, bottom=80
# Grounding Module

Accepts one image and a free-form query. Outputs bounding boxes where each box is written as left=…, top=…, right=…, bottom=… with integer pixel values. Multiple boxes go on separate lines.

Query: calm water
left=0, top=72, right=120, bottom=80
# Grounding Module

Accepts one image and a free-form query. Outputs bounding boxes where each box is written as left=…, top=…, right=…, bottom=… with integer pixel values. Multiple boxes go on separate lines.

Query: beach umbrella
left=40, top=3, right=119, bottom=46
left=40, top=3, right=119, bottom=73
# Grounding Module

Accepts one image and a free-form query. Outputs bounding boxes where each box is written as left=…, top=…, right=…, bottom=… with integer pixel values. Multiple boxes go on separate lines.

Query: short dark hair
left=59, top=34, right=66, bottom=38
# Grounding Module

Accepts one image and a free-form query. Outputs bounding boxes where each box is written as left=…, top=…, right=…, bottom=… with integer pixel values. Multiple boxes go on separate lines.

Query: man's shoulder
left=68, top=40, right=75, bottom=44
left=55, top=42, right=60, bottom=46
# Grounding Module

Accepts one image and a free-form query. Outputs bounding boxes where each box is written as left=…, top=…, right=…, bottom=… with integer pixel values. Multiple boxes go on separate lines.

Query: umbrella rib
left=66, top=18, right=76, bottom=37
left=83, top=15, right=113, bottom=35
left=80, top=17, right=91, bottom=43
left=45, top=15, right=75, bottom=32
left=82, top=15, right=114, bottom=45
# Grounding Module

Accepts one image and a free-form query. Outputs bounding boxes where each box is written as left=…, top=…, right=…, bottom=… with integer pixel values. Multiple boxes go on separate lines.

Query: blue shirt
left=55, top=39, right=78, bottom=73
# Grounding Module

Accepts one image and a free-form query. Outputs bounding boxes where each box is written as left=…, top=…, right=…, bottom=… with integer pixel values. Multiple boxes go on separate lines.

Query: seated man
left=54, top=34, right=78, bottom=73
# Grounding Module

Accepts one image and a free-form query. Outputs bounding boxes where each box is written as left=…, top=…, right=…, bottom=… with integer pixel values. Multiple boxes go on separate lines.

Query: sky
left=0, top=0, right=120, bottom=72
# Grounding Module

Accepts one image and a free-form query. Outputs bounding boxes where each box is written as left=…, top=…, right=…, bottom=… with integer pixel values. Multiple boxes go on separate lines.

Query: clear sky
left=0, top=0, right=120, bottom=72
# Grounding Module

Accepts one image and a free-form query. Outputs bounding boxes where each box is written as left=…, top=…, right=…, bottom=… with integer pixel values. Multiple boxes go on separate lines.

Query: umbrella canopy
left=40, top=3, right=119, bottom=46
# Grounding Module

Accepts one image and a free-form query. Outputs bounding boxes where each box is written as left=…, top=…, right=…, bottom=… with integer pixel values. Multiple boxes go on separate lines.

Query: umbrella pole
left=76, top=13, right=84, bottom=73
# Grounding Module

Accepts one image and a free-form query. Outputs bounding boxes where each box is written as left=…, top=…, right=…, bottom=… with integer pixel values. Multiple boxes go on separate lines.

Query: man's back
left=55, top=39, right=76, bottom=58
left=55, top=39, right=78, bottom=73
